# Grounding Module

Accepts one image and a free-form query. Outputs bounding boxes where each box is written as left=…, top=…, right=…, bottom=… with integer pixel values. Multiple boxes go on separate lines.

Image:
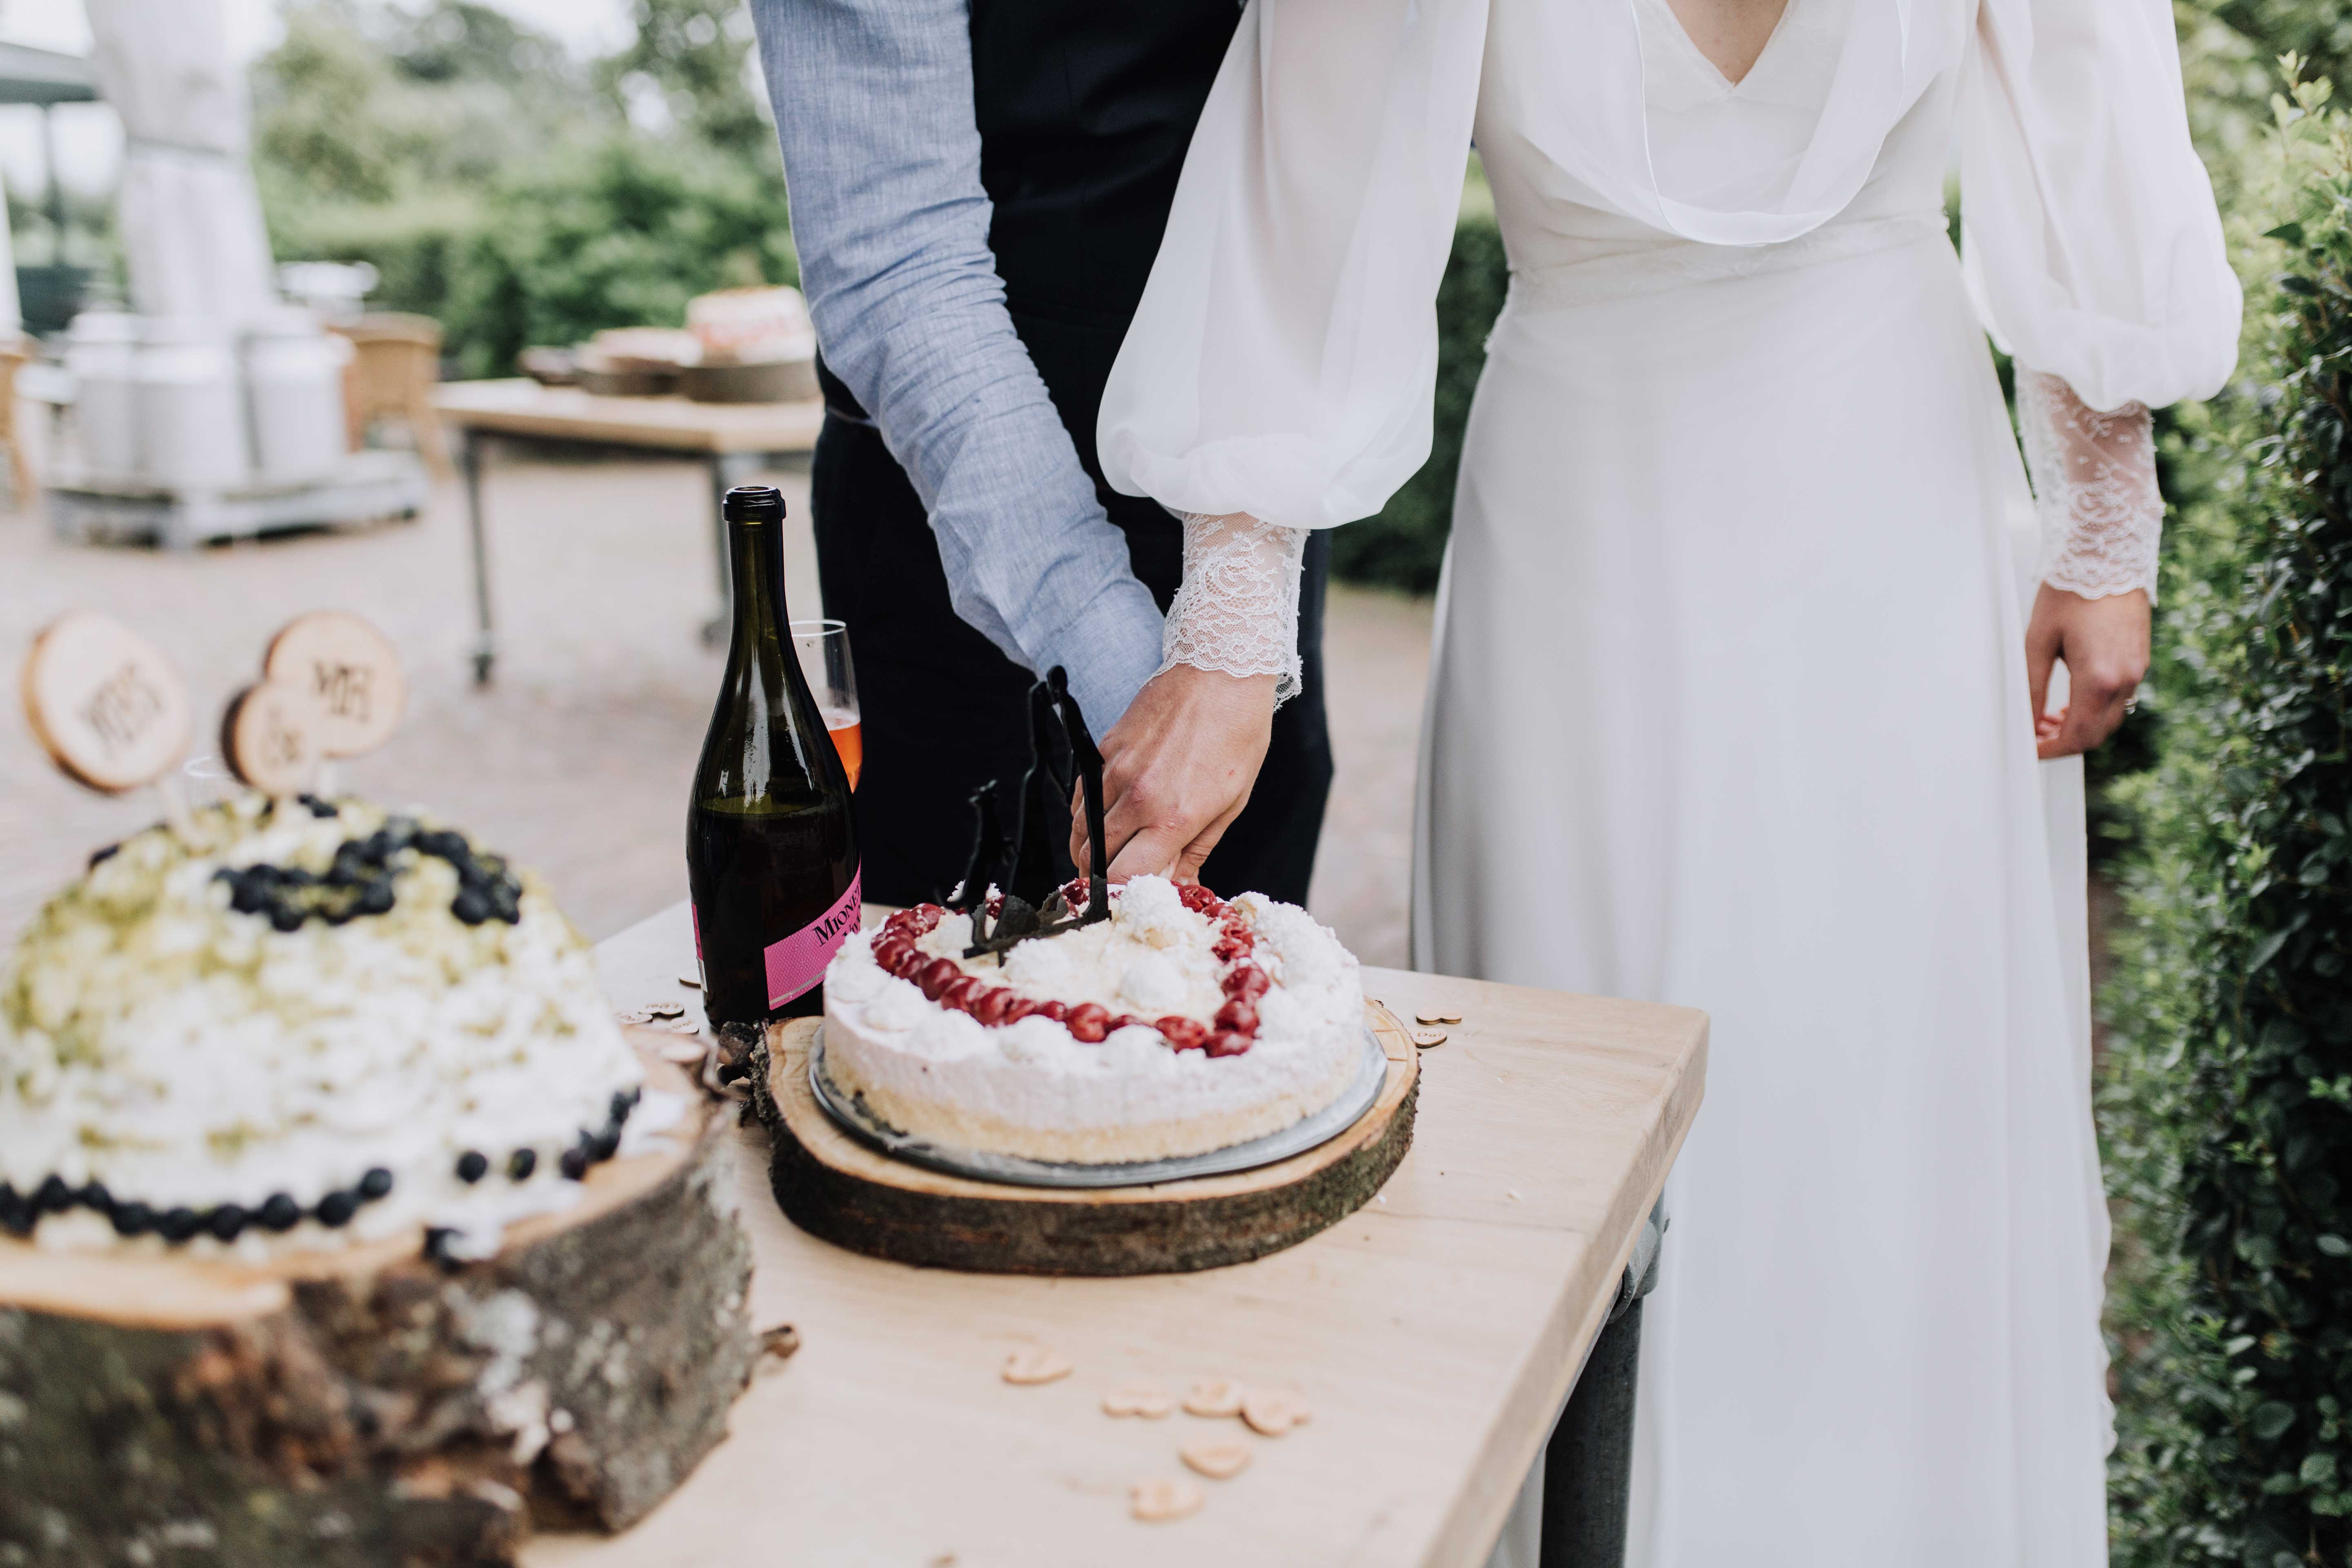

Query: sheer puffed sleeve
left=1960, top=0, right=2241, bottom=413
left=1096, top=0, right=1490, bottom=532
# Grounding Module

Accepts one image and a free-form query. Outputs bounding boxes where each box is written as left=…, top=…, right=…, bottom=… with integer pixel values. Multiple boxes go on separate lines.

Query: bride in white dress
left=1089, top=0, right=2241, bottom=1559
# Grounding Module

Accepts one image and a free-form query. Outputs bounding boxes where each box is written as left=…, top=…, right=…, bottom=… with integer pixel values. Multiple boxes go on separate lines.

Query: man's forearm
left=748, top=0, right=1163, bottom=726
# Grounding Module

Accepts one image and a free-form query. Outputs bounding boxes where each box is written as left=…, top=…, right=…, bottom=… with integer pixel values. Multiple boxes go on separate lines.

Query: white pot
left=64, top=311, right=141, bottom=485
left=133, top=316, right=249, bottom=490
left=243, top=307, right=350, bottom=485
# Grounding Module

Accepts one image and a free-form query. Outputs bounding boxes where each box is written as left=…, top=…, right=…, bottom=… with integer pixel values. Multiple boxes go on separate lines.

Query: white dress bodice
left=1479, top=0, right=1958, bottom=292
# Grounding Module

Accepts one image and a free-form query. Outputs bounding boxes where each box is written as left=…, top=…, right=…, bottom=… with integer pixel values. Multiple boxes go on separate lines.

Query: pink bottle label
left=764, top=871, right=863, bottom=1007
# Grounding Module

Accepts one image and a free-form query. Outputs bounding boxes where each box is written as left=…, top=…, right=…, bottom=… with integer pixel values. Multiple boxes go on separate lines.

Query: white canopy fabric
left=0, top=168, right=19, bottom=336
left=85, top=0, right=276, bottom=326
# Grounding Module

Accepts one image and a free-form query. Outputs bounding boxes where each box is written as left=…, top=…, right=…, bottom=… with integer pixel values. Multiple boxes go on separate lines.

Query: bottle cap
left=722, top=485, right=786, bottom=523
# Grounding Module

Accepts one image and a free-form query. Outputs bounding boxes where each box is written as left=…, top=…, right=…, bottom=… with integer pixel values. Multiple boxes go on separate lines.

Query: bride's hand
left=2024, top=584, right=2150, bottom=759
left=1071, top=665, right=1277, bottom=884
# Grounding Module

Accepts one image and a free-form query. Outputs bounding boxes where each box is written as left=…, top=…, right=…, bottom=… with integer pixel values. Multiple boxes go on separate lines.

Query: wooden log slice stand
left=0, top=1040, right=753, bottom=1568
left=753, top=1003, right=1420, bottom=1276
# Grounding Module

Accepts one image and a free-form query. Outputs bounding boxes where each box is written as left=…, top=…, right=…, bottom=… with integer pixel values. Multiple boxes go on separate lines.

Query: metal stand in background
left=44, top=450, right=430, bottom=553
left=452, top=429, right=800, bottom=686
left=1540, top=1200, right=1666, bottom=1568
left=459, top=429, right=494, bottom=685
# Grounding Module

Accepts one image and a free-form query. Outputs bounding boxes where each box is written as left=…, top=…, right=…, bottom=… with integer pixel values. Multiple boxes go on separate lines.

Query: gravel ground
left=1, top=436, right=1431, bottom=966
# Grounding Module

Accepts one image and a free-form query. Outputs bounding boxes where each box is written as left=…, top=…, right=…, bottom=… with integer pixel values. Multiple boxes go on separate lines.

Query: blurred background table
left=431, top=380, right=823, bottom=682
left=547, top=902, right=1707, bottom=1567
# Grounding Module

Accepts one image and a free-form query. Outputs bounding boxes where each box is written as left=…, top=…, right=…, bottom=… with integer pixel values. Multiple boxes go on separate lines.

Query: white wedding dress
left=1097, top=0, right=2241, bottom=1560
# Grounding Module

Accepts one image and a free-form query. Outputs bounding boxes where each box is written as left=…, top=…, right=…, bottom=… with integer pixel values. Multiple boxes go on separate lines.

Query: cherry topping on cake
left=940, top=975, right=985, bottom=1009
left=1222, top=965, right=1270, bottom=999
left=1176, top=881, right=1224, bottom=914
left=972, top=987, right=1016, bottom=1025
left=917, top=957, right=962, bottom=1000
left=1065, top=1002, right=1113, bottom=1043
left=1157, top=1017, right=1211, bottom=1051
left=1035, top=1000, right=1071, bottom=1024
left=1214, top=998, right=1258, bottom=1034
left=1205, top=1030, right=1251, bottom=1058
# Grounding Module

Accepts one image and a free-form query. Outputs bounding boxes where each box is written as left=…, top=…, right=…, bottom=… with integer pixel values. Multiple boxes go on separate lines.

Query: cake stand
left=751, top=1002, right=1421, bottom=1276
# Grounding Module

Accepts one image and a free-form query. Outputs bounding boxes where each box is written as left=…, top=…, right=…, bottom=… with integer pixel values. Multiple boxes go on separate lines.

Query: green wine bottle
left=687, top=485, right=860, bottom=1028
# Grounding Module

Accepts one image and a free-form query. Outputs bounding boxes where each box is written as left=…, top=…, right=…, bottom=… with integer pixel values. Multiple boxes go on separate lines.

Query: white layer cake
left=821, top=875, right=1365, bottom=1163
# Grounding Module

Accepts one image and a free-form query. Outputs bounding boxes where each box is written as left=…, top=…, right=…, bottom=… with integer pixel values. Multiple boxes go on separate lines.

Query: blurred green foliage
left=2103, top=65, right=2352, bottom=1567
left=441, top=136, right=796, bottom=379
left=254, top=0, right=790, bottom=376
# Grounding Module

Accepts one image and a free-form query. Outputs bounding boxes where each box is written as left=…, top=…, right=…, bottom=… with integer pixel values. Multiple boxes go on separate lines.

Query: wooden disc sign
left=20, top=611, right=192, bottom=793
left=220, top=678, right=327, bottom=797
left=263, top=610, right=405, bottom=758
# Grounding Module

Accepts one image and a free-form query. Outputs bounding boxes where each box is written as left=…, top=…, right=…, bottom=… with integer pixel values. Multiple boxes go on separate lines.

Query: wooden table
left=534, top=902, right=1706, bottom=1567
left=429, top=380, right=825, bottom=682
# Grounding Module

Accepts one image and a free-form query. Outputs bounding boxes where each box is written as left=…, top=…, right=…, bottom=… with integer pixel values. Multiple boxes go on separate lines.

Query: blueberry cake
left=0, top=795, right=669, bottom=1261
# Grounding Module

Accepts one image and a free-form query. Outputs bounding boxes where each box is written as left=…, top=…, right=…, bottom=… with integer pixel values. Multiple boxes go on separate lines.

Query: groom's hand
left=1072, top=666, right=1278, bottom=884
left=2025, top=584, right=2150, bottom=759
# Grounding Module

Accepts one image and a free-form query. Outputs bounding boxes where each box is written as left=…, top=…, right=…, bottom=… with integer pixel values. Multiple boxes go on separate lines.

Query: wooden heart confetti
left=647, top=1002, right=686, bottom=1019
left=1182, top=1376, right=1245, bottom=1418
left=657, top=1040, right=708, bottom=1064
left=1241, top=1389, right=1311, bottom=1436
left=1180, top=1439, right=1254, bottom=1480
left=1410, top=1029, right=1448, bottom=1049
left=1102, top=1380, right=1174, bottom=1418
left=1001, top=1347, right=1072, bottom=1385
left=1415, top=1011, right=1462, bottom=1026
left=1129, top=1477, right=1203, bottom=1522
left=679, top=973, right=702, bottom=987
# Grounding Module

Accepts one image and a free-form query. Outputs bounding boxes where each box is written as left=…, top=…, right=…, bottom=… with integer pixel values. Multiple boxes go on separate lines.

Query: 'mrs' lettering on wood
left=79, top=662, right=164, bottom=756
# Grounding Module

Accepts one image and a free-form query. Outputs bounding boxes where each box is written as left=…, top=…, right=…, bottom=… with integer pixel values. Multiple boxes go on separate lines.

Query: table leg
left=461, top=430, right=496, bottom=685
left=1538, top=1200, right=1665, bottom=1568
left=704, top=452, right=760, bottom=645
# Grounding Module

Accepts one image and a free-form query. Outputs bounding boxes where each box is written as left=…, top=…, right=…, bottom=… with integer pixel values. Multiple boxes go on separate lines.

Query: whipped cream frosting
left=0, top=796, right=665, bottom=1261
left=822, top=876, right=1364, bottom=1163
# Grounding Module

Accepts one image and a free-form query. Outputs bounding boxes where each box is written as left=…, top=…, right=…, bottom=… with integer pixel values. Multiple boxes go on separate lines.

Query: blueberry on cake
left=821, top=874, right=1366, bottom=1163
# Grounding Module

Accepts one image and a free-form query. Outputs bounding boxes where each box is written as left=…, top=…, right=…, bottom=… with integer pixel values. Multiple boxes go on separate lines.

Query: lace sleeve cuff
left=2018, top=368, right=2164, bottom=601
left=1159, top=512, right=1309, bottom=704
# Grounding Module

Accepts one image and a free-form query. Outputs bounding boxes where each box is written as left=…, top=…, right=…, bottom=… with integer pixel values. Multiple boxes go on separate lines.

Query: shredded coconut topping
left=0, top=796, right=646, bottom=1260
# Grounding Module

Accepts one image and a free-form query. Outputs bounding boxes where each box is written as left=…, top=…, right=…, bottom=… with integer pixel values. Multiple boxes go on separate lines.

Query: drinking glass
left=791, top=619, right=862, bottom=790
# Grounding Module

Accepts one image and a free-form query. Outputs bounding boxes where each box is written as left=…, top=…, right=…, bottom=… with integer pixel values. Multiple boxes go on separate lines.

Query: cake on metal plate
left=822, top=873, right=1368, bottom=1165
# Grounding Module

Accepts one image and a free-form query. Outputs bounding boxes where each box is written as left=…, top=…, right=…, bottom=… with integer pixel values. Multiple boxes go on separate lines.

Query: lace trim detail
left=1158, top=512, right=1308, bottom=704
left=2018, top=368, right=2163, bottom=601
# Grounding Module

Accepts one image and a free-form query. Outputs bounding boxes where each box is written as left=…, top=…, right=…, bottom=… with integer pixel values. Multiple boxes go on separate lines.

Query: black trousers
left=810, top=410, right=1333, bottom=910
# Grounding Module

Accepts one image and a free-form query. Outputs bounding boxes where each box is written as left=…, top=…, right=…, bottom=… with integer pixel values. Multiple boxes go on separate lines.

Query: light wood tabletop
left=431, top=379, right=824, bottom=454
left=531, top=900, right=1706, bottom=1568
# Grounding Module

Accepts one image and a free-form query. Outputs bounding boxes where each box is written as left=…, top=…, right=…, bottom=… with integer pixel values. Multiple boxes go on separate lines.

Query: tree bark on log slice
left=752, top=1004, right=1419, bottom=1277
left=0, top=1040, right=753, bottom=1568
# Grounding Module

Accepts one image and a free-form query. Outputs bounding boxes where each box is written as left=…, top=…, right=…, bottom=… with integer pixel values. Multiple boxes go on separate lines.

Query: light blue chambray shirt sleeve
left=747, top=0, right=1167, bottom=731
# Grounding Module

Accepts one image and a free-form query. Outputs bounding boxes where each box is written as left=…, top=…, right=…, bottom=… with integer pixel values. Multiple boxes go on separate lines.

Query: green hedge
left=2104, top=71, right=2352, bottom=1566
left=268, top=133, right=796, bottom=379
left=439, top=135, right=797, bottom=380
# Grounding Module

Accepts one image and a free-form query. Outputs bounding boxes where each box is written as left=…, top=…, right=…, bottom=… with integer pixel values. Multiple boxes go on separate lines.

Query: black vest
left=823, top=0, right=1239, bottom=580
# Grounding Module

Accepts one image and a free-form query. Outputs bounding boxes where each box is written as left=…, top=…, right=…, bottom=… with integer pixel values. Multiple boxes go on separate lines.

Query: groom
left=748, top=0, right=1332, bottom=908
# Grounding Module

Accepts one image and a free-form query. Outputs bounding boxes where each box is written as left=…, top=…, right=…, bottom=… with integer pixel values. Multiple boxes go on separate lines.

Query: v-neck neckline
left=1644, top=0, right=1797, bottom=96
